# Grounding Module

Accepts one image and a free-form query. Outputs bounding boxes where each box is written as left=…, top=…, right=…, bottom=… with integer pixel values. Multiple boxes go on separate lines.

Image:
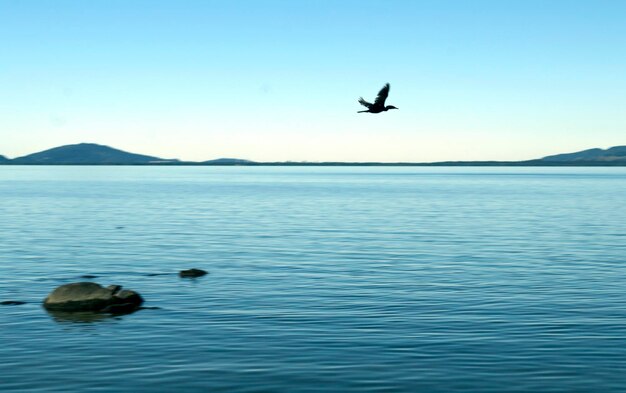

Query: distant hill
left=11, top=143, right=179, bottom=164
left=541, top=146, right=626, bottom=162
left=203, top=158, right=255, bottom=165
left=2, top=143, right=626, bottom=166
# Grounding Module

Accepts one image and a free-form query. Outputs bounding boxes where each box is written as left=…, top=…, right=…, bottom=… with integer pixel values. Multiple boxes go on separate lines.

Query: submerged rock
left=1, top=300, right=26, bottom=306
left=43, top=282, right=143, bottom=313
left=179, top=268, right=208, bottom=278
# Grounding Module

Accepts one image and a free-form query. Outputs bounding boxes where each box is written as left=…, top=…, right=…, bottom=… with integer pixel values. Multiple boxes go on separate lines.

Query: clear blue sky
left=1, top=0, right=625, bottom=162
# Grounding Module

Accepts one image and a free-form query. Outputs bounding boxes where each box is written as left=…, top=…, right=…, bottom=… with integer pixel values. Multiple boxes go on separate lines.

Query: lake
left=1, top=166, right=626, bottom=392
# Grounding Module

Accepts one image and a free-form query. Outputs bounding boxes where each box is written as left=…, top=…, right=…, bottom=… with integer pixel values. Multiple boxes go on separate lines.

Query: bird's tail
left=357, top=110, right=369, bottom=113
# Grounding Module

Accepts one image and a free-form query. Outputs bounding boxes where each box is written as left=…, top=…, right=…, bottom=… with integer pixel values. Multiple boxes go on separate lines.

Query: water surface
left=1, top=166, right=626, bottom=392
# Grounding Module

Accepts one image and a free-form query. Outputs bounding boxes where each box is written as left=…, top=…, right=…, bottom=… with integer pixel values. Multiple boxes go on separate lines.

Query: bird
left=358, top=83, right=398, bottom=113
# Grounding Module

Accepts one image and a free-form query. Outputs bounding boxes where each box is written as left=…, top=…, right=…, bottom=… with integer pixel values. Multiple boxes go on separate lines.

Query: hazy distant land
left=1, top=143, right=626, bottom=166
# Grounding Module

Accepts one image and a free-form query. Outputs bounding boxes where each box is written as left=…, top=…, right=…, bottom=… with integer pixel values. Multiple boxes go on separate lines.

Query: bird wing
left=374, top=83, right=390, bottom=106
left=358, top=97, right=373, bottom=109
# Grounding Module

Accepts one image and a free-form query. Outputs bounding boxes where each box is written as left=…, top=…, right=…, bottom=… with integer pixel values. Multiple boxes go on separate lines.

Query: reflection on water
left=46, top=310, right=122, bottom=324
left=45, top=307, right=161, bottom=323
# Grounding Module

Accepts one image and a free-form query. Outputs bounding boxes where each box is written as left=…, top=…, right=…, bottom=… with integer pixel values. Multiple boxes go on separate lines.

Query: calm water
left=1, top=166, right=626, bottom=392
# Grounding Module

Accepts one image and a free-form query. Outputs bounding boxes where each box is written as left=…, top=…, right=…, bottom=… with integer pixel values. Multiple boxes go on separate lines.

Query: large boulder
left=43, top=282, right=143, bottom=313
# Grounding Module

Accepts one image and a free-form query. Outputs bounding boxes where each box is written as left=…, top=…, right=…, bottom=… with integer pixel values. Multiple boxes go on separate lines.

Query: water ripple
left=1, top=166, right=626, bottom=392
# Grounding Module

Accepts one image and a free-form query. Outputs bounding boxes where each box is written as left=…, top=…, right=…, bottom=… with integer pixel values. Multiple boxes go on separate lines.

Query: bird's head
left=386, top=105, right=399, bottom=110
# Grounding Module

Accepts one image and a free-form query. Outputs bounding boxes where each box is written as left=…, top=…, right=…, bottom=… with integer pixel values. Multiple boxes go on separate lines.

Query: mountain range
left=1, top=143, right=625, bottom=165
left=10, top=143, right=179, bottom=165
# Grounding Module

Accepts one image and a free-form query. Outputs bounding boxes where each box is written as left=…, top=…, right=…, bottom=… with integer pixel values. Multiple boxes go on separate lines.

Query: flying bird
left=358, top=83, right=398, bottom=113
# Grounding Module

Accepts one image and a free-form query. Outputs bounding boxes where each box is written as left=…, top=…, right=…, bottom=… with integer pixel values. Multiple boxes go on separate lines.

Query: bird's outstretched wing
left=358, top=97, right=373, bottom=109
left=374, top=83, right=390, bottom=106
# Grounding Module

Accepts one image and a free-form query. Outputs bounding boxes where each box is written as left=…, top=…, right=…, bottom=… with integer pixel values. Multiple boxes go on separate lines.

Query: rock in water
left=43, top=282, right=144, bottom=313
left=179, top=268, right=208, bottom=278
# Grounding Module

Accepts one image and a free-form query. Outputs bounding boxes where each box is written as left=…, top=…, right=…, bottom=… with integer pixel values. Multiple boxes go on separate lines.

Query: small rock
left=43, top=282, right=144, bottom=313
left=80, top=275, right=98, bottom=279
left=106, top=285, right=122, bottom=294
left=1, top=301, right=26, bottom=306
left=179, top=268, right=208, bottom=278
left=114, top=289, right=143, bottom=304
